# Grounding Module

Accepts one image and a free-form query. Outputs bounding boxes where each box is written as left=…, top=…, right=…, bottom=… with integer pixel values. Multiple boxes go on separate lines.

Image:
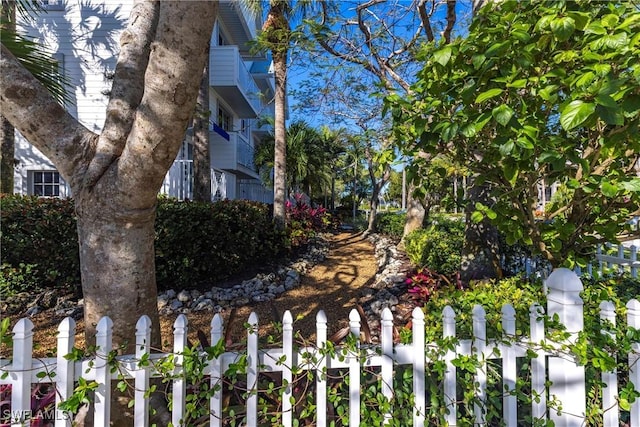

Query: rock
left=170, top=300, right=183, bottom=311
left=177, top=290, right=191, bottom=303
left=26, top=306, right=41, bottom=317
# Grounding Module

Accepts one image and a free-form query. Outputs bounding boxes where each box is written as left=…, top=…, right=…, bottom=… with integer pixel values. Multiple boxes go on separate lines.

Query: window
left=218, top=106, right=233, bottom=132
left=31, top=171, right=66, bottom=197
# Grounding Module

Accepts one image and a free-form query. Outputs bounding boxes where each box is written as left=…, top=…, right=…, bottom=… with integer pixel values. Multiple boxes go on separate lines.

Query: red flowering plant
left=405, top=268, right=464, bottom=306
left=285, top=194, right=334, bottom=247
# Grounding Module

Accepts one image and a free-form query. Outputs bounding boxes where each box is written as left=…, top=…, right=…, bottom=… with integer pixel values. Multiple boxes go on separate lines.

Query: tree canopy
left=387, top=0, right=640, bottom=266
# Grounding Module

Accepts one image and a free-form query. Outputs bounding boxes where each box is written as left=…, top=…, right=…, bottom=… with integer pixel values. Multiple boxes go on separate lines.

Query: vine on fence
left=2, top=294, right=639, bottom=426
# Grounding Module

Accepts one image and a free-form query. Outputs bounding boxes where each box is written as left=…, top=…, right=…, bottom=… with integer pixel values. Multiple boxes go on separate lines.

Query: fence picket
left=348, top=309, right=361, bottom=427
left=473, top=304, right=487, bottom=426
left=246, top=312, right=259, bottom=427
left=10, top=319, right=33, bottom=427
left=94, top=317, right=113, bottom=427
left=210, top=313, right=224, bottom=427
left=55, top=317, right=75, bottom=427
left=529, top=304, right=547, bottom=422
left=172, top=315, right=188, bottom=427
left=412, top=307, right=426, bottom=426
left=501, top=304, right=517, bottom=426
left=315, top=311, right=327, bottom=427
left=546, top=268, right=586, bottom=426
left=381, top=308, right=394, bottom=425
left=628, top=299, right=640, bottom=426
left=599, top=301, right=619, bottom=426
left=631, top=245, right=638, bottom=278
left=443, top=305, right=457, bottom=426
left=134, top=315, right=151, bottom=427
left=282, top=311, right=293, bottom=427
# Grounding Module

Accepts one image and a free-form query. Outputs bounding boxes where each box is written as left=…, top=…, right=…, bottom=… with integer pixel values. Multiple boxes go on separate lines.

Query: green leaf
left=550, top=17, right=576, bottom=41
left=595, top=94, right=617, bottom=108
left=476, top=88, right=503, bottom=104
left=485, top=41, right=510, bottom=57
left=560, top=100, right=596, bottom=130
left=584, top=22, right=607, bottom=35
left=596, top=105, right=624, bottom=126
left=472, top=54, right=486, bottom=69
left=515, top=137, right=534, bottom=150
left=506, top=79, right=527, bottom=89
left=471, top=211, right=484, bottom=223
left=601, top=181, right=618, bottom=197
left=499, top=140, right=515, bottom=156
left=492, top=104, right=515, bottom=126
left=503, top=162, right=518, bottom=187
left=620, top=178, right=640, bottom=192
left=433, top=46, right=452, bottom=66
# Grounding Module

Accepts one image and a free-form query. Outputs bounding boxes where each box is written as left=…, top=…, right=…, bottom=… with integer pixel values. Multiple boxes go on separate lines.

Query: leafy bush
left=404, top=217, right=464, bottom=275
left=155, top=198, right=286, bottom=290
left=375, top=211, right=406, bottom=237
left=0, top=195, right=289, bottom=294
left=0, top=195, right=80, bottom=295
left=285, top=194, right=334, bottom=246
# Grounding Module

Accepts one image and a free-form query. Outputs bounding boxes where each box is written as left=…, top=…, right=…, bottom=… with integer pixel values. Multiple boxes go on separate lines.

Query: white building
left=13, top=0, right=274, bottom=203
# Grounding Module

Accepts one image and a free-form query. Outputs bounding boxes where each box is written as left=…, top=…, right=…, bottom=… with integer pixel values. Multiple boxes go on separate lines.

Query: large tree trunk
left=401, top=185, right=426, bottom=240
left=0, top=115, right=14, bottom=193
left=272, top=50, right=287, bottom=227
left=1, top=0, right=15, bottom=194
left=192, top=36, right=213, bottom=202
left=460, top=181, right=502, bottom=282
left=1, top=2, right=217, bottom=351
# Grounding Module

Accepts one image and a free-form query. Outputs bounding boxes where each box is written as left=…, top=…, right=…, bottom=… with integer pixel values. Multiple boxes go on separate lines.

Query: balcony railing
left=210, top=46, right=262, bottom=117
left=161, top=160, right=227, bottom=202
left=236, top=136, right=256, bottom=171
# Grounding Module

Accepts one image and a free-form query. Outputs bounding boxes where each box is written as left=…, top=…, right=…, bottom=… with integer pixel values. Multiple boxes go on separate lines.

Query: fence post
left=94, top=316, right=113, bottom=427
left=316, top=311, right=327, bottom=427
left=282, top=311, right=293, bottom=427
left=628, top=299, right=640, bottom=426
left=210, top=314, right=224, bottom=427
left=443, top=306, right=457, bottom=426
left=381, top=308, right=394, bottom=425
left=412, top=307, right=426, bottom=427
left=10, top=319, right=33, bottom=427
left=134, top=315, right=151, bottom=427
left=545, top=268, right=586, bottom=426
left=56, top=318, right=76, bottom=427
left=348, top=309, right=361, bottom=427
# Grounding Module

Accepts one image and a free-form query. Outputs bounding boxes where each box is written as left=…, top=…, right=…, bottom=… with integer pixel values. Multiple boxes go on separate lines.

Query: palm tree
left=255, top=120, right=335, bottom=200
left=191, top=3, right=217, bottom=202
left=254, top=0, right=319, bottom=227
left=1, top=0, right=69, bottom=193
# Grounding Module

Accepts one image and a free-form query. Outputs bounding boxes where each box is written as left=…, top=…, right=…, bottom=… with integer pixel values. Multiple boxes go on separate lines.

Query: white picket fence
left=1, top=268, right=639, bottom=426
left=516, top=242, right=639, bottom=279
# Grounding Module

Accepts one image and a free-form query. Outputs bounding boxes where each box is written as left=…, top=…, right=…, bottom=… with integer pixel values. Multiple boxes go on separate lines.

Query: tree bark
left=1, top=2, right=217, bottom=351
left=193, top=36, right=213, bottom=202
left=1, top=0, right=15, bottom=194
left=0, top=115, right=14, bottom=193
left=460, top=181, right=501, bottom=282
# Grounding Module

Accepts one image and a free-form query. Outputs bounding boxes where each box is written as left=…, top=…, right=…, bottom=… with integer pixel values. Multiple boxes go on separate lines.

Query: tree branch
left=443, top=0, right=456, bottom=44
left=83, top=0, right=160, bottom=190
left=117, top=1, right=216, bottom=203
left=0, top=43, right=96, bottom=188
left=417, top=0, right=435, bottom=41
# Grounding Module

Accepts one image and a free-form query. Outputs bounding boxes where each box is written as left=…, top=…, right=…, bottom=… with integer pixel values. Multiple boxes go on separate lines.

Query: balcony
left=210, top=130, right=259, bottom=179
left=218, top=0, right=263, bottom=58
left=210, top=46, right=262, bottom=118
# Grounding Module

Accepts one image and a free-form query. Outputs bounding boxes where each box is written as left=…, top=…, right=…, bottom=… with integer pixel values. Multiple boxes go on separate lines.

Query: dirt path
left=5, top=231, right=378, bottom=356
left=161, top=231, right=378, bottom=347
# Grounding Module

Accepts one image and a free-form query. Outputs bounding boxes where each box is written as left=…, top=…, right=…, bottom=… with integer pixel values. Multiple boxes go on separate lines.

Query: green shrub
left=0, top=195, right=288, bottom=294
left=0, top=194, right=80, bottom=294
left=375, top=211, right=406, bottom=237
left=155, top=198, right=286, bottom=290
left=404, top=218, right=464, bottom=275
